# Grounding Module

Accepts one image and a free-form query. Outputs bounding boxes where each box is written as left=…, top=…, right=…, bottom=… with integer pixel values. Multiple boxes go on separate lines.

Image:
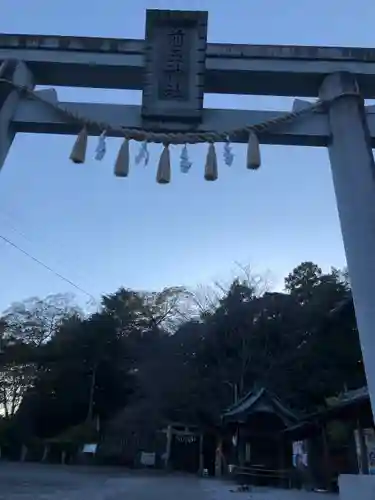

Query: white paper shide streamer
left=95, top=131, right=107, bottom=161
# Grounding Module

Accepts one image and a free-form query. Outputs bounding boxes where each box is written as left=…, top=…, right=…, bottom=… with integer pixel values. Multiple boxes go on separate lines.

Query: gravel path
left=0, top=463, right=338, bottom=499
left=202, top=478, right=338, bottom=500
left=0, top=463, right=205, bottom=499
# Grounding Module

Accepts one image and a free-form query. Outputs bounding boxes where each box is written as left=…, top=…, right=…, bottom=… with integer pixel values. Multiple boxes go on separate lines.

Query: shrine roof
left=221, top=387, right=299, bottom=426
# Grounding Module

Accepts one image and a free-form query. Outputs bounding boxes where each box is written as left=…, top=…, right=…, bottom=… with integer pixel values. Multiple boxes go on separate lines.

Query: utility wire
left=0, top=211, right=31, bottom=242
left=0, top=232, right=96, bottom=302
left=0, top=209, right=89, bottom=289
left=0, top=209, right=98, bottom=304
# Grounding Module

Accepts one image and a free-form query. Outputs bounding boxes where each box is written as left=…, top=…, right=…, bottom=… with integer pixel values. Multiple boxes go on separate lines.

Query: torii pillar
left=320, top=72, right=375, bottom=424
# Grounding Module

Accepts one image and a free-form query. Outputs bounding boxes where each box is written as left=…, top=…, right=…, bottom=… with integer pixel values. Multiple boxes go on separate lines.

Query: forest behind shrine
left=0, top=261, right=364, bottom=446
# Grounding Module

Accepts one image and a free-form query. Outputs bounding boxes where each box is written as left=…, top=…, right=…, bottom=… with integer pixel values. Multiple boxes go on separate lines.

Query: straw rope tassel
left=114, top=138, right=130, bottom=177
left=156, top=145, right=171, bottom=184
left=69, top=127, right=88, bottom=164
left=204, top=143, right=218, bottom=181
left=247, top=131, right=261, bottom=170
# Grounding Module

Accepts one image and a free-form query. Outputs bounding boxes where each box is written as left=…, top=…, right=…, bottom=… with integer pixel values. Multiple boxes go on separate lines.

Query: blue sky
left=1, top=0, right=373, bottom=311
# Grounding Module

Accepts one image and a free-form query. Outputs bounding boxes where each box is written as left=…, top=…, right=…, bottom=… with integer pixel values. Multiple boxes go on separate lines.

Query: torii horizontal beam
left=2, top=34, right=375, bottom=97
left=11, top=95, right=375, bottom=147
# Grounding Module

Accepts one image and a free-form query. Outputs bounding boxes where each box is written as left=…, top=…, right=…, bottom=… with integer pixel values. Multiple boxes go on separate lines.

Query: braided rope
left=1, top=77, right=326, bottom=144
left=1, top=77, right=360, bottom=145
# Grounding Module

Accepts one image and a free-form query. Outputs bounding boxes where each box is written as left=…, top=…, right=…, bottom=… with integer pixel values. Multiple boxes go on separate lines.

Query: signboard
left=82, top=443, right=97, bottom=454
left=140, top=451, right=156, bottom=466
left=142, top=10, right=208, bottom=123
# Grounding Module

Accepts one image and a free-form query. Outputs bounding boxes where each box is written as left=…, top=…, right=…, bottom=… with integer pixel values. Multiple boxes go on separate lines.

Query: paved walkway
left=0, top=463, right=338, bottom=499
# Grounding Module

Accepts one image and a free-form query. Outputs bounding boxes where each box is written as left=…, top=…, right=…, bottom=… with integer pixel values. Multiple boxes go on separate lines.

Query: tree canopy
left=0, top=261, right=365, bottom=446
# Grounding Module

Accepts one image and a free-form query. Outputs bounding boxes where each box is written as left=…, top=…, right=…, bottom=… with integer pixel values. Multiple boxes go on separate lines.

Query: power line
left=0, top=211, right=31, bottom=242
left=0, top=209, right=91, bottom=292
left=0, top=232, right=96, bottom=302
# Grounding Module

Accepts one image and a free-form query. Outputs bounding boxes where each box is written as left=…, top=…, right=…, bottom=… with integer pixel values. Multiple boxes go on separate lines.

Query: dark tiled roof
left=284, top=386, right=369, bottom=437
left=327, top=386, right=368, bottom=405
left=221, top=387, right=298, bottom=425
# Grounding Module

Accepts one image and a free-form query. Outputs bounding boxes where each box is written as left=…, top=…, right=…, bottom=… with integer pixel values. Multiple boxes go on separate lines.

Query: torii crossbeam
left=1, top=11, right=375, bottom=436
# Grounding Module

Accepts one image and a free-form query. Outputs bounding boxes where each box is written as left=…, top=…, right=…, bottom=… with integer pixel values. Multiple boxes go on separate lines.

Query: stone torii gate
left=1, top=10, right=375, bottom=428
